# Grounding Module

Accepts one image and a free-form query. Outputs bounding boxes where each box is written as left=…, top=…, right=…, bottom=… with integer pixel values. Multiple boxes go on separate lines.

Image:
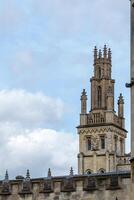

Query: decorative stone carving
left=40, top=179, right=53, bottom=193
left=87, top=113, right=105, bottom=125
left=61, top=177, right=76, bottom=192
left=69, top=167, right=74, bottom=176
left=47, top=168, right=52, bottom=178
left=83, top=177, right=97, bottom=191
left=21, top=180, right=31, bottom=193
left=91, top=134, right=99, bottom=150
left=19, top=170, right=32, bottom=194
left=106, top=176, right=120, bottom=190
left=0, top=170, right=11, bottom=195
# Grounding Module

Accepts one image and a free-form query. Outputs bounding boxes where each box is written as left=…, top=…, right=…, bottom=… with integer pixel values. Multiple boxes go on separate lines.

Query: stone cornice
left=77, top=125, right=127, bottom=138
left=4, top=171, right=131, bottom=184
left=77, top=123, right=127, bottom=133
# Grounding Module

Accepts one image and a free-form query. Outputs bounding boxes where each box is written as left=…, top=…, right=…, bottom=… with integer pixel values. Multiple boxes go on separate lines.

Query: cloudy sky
left=0, top=0, right=130, bottom=179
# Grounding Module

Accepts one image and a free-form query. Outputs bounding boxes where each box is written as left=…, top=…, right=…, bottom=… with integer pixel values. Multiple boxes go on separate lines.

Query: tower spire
left=69, top=167, right=74, bottom=176
left=5, top=170, right=9, bottom=182
left=108, top=48, right=112, bottom=64
left=99, top=49, right=102, bottom=59
left=26, top=169, right=30, bottom=180
left=47, top=168, right=52, bottom=178
left=94, top=46, right=98, bottom=65
left=80, top=89, right=87, bottom=114
left=103, top=45, right=107, bottom=61
left=118, top=93, right=124, bottom=120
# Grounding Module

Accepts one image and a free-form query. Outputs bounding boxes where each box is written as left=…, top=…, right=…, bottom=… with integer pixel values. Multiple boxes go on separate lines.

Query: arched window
left=87, top=137, right=91, bottom=150
left=98, top=67, right=101, bottom=79
left=86, top=169, right=92, bottom=175
left=114, top=136, right=118, bottom=153
left=100, top=136, right=105, bottom=149
left=97, top=86, right=102, bottom=108
left=98, top=168, right=105, bottom=173
left=120, top=138, right=124, bottom=156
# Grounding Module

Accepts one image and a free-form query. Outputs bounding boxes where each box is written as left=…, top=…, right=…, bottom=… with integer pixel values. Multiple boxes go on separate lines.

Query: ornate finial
left=80, top=89, right=87, bottom=114
left=48, top=168, right=52, bottom=178
left=5, top=170, right=9, bottom=181
left=99, top=49, right=102, bottom=58
left=103, top=45, right=107, bottom=59
left=94, top=46, right=98, bottom=62
left=81, top=89, right=87, bottom=100
left=70, top=167, right=74, bottom=176
left=108, top=48, right=112, bottom=63
left=118, top=93, right=124, bottom=104
left=26, top=169, right=30, bottom=180
left=82, top=89, right=86, bottom=96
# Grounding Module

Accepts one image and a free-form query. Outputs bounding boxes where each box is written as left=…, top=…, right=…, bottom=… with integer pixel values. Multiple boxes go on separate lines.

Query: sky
left=0, top=0, right=130, bottom=179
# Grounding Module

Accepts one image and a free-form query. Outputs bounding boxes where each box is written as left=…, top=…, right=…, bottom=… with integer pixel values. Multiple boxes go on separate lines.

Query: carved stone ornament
left=0, top=171, right=11, bottom=195
left=40, top=180, right=53, bottom=193
left=19, top=179, right=32, bottom=194
left=61, top=177, right=76, bottom=192
left=106, top=176, right=121, bottom=190
left=91, top=133, right=99, bottom=150
left=83, top=177, right=97, bottom=191
left=1, top=181, right=11, bottom=195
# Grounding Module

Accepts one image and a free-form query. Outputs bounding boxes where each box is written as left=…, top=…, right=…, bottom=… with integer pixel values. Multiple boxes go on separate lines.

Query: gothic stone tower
left=77, top=45, right=130, bottom=175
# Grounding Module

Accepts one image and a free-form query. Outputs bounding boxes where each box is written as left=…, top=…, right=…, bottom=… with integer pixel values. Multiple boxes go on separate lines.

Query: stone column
left=106, top=151, right=110, bottom=172
left=78, top=153, right=84, bottom=175
left=93, top=152, right=97, bottom=173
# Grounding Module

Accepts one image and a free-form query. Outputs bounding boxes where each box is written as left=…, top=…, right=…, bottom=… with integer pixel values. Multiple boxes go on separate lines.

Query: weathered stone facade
left=0, top=171, right=131, bottom=200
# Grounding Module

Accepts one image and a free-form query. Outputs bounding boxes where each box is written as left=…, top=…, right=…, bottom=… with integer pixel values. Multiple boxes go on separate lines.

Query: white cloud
left=0, top=126, right=78, bottom=178
left=0, top=89, right=64, bottom=128
left=0, top=89, right=77, bottom=179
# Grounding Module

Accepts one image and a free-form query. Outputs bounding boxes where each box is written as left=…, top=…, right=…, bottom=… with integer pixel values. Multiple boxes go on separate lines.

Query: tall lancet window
left=97, top=86, right=102, bottom=108
left=98, top=67, right=101, bottom=79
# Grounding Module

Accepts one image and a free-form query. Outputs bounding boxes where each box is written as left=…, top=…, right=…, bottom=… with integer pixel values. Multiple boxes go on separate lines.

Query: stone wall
left=0, top=171, right=131, bottom=200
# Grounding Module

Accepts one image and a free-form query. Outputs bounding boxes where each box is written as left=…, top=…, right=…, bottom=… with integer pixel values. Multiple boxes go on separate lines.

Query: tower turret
left=118, top=93, right=124, bottom=118
left=118, top=93, right=125, bottom=128
left=81, top=89, right=87, bottom=114
left=77, top=46, right=128, bottom=175
left=103, top=45, right=107, bottom=62
left=108, top=48, right=112, bottom=64
left=80, top=89, right=87, bottom=125
left=94, top=46, right=98, bottom=65
left=91, top=45, right=114, bottom=110
left=99, top=49, right=102, bottom=59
